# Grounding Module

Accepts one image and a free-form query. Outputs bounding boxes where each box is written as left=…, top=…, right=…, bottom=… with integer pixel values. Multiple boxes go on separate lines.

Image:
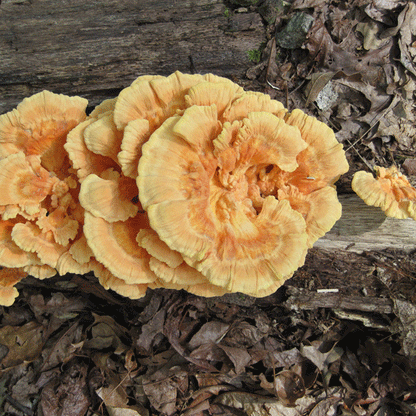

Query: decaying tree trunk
left=0, top=0, right=264, bottom=113
left=1, top=0, right=414, bottom=314
left=317, top=194, right=416, bottom=253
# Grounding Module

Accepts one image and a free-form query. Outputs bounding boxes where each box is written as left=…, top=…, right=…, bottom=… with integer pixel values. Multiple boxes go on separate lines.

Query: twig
left=5, top=394, right=34, bottom=416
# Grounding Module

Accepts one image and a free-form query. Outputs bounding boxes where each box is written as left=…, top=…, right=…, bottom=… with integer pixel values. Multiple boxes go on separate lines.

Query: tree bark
left=0, top=0, right=265, bottom=113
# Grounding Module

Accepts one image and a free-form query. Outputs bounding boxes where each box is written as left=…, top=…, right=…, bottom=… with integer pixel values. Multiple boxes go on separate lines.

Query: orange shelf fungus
left=0, top=90, right=91, bottom=291
left=352, top=165, right=416, bottom=219
left=0, top=73, right=348, bottom=304
left=91, top=262, right=150, bottom=300
left=65, top=99, right=120, bottom=182
left=71, top=72, right=247, bottom=298
left=0, top=90, right=87, bottom=171
left=138, top=82, right=349, bottom=297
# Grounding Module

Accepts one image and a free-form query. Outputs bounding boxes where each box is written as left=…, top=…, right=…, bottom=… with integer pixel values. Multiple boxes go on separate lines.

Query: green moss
left=224, top=7, right=230, bottom=18
left=247, top=49, right=262, bottom=63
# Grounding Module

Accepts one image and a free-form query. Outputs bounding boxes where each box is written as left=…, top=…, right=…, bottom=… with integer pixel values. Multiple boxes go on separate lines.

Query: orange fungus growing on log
left=0, top=73, right=349, bottom=304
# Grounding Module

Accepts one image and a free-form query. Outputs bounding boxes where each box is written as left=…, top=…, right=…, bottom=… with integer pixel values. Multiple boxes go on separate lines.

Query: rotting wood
left=0, top=0, right=265, bottom=113
left=284, top=287, right=393, bottom=314
left=314, top=194, right=416, bottom=253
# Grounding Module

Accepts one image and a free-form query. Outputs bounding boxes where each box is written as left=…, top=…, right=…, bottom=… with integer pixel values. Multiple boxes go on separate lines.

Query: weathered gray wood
left=314, top=194, right=416, bottom=253
left=284, top=287, right=393, bottom=314
left=0, top=0, right=265, bottom=113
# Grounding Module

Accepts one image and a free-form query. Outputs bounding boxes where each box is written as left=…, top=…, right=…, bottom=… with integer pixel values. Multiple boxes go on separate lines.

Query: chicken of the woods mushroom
left=0, top=72, right=349, bottom=305
left=352, top=165, right=416, bottom=219
left=0, top=90, right=92, bottom=305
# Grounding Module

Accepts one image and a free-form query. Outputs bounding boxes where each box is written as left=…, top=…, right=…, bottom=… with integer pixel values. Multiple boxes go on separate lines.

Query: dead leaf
left=342, top=349, right=372, bottom=392
left=0, top=321, right=44, bottom=368
left=164, top=297, right=218, bottom=371
left=292, top=0, right=328, bottom=8
left=397, top=3, right=416, bottom=76
left=136, top=308, right=165, bottom=354
left=300, top=343, right=343, bottom=387
left=97, top=370, right=149, bottom=416
left=308, top=397, right=341, bottom=416
left=304, top=71, right=339, bottom=107
left=84, top=313, right=129, bottom=353
left=364, top=0, right=406, bottom=25
left=221, top=321, right=263, bottom=348
left=107, top=408, right=148, bottom=416
left=41, top=321, right=83, bottom=371
left=141, top=366, right=187, bottom=416
left=189, top=342, right=227, bottom=364
left=305, top=17, right=350, bottom=69
left=28, top=292, right=87, bottom=321
left=356, top=21, right=390, bottom=50
left=217, top=344, right=251, bottom=375
left=8, top=367, right=40, bottom=412
left=402, top=158, right=416, bottom=176
left=40, top=360, right=90, bottom=416
left=263, top=347, right=304, bottom=369
left=215, top=391, right=305, bottom=416
left=188, top=321, right=230, bottom=349
left=274, top=370, right=305, bottom=406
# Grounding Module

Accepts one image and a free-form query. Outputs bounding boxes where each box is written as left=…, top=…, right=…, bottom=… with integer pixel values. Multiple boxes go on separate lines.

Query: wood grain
left=315, top=194, right=416, bottom=253
left=0, top=0, right=265, bottom=113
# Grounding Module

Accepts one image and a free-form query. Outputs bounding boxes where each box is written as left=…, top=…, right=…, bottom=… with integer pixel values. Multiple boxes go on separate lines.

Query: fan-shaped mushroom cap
left=0, top=152, right=59, bottom=214
left=0, top=267, right=27, bottom=306
left=136, top=229, right=236, bottom=297
left=113, top=72, right=246, bottom=181
left=83, top=212, right=155, bottom=284
left=0, top=90, right=87, bottom=171
left=55, top=73, right=346, bottom=299
left=136, top=229, right=183, bottom=269
left=282, top=109, right=349, bottom=193
left=117, top=119, right=150, bottom=179
left=65, top=118, right=120, bottom=182
left=148, top=257, right=232, bottom=297
left=24, top=263, right=57, bottom=279
left=83, top=113, right=122, bottom=162
left=69, top=234, right=94, bottom=264
left=278, top=185, right=342, bottom=247
left=352, top=166, right=416, bottom=219
left=89, top=98, right=116, bottom=119
left=0, top=90, right=93, bottom=283
left=56, top=253, right=94, bottom=275
left=55, top=234, right=96, bottom=275
left=11, top=222, right=67, bottom=268
left=138, top=104, right=309, bottom=296
left=35, top=207, right=79, bottom=246
left=223, top=92, right=287, bottom=121
left=92, top=259, right=150, bottom=299
left=184, top=79, right=244, bottom=117
left=79, top=173, right=138, bottom=222
left=114, top=72, right=205, bottom=129
left=0, top=219, right=40, bottom=268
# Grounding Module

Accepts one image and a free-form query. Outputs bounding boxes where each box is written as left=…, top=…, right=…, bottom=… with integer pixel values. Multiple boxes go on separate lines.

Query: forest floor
left=1, top=0, right=416, bottom=415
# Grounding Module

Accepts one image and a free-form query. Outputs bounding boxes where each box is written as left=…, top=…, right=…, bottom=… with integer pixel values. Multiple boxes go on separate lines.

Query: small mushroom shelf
left=0, top=71, right=349, bottom=306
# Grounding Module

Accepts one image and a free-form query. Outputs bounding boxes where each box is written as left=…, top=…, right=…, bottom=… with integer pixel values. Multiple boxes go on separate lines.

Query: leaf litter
left=2, top=0, right=416, bottom=415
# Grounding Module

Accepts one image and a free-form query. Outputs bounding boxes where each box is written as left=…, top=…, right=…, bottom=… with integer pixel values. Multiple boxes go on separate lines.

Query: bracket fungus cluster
left=352, top=165, right=416, bottom=220
left=0, top=71, right=349, bottom=306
